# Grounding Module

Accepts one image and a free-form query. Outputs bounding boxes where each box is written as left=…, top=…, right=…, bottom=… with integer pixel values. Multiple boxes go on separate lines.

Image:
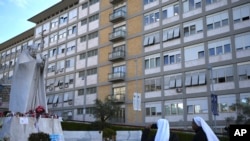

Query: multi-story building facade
left=0, top=0, right=250, bottom=132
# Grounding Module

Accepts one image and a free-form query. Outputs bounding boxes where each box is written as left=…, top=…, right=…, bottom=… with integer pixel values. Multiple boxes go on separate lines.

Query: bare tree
left=92, top=97, right=121, bottom=124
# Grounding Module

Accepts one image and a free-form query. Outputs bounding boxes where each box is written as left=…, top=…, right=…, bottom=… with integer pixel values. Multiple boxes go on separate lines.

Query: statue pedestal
left=0, top=117, right=64, bottom=141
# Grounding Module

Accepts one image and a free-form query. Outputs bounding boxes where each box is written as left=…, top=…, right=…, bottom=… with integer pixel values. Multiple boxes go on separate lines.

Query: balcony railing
left=108, top=72, right=125, bottom=82
left=109, top=30, right=126, bottom=42
left=110, top=10, right=126, bottom=23
left=110, top=0, right=123, bottom=4
left=108, top=50, right=125, bottom=61
left=108, top=93, right=125, bottom=103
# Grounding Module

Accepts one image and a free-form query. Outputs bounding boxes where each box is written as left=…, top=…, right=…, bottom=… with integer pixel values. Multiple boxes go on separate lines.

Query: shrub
left=102, top=128, right=116, bottom=141
left=28, top=132, right=50, bottom=141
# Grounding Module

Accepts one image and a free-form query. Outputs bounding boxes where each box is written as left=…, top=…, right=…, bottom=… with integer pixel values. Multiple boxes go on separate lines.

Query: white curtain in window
left=241, top=5, right=250, bottom=19
left=199, top=72, right=206, bottom=85
left=163, top=30, right=168, bottom=41
left=233, top=8, right=241, bottom=20
left=53, top=95, right=59, bottom=103
left=195, top=19, right=203, bottom=32
left=235, top=35, right=244, bottom=49
left=191, top=73, right=199, bottom=85
left=174, top=27, right=180, bottom=38
left=244, top=33, right=250, bottom=47
left=69, top=9, right=77, bottom=19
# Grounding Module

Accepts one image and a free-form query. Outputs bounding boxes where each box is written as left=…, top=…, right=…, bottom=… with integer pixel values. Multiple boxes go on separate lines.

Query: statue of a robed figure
left=9, top=46, right=48, bottom=113
left=0, top=46, right=64, bottom=141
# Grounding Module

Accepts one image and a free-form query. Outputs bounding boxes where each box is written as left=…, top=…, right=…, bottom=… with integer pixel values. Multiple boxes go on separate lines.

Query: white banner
left=133, top=93, right=141, bottom=111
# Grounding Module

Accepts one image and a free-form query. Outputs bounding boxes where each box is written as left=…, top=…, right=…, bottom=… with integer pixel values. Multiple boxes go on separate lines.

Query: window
left=185, top=71, right=206, bottom=86
left=86, top=107, right=94, bottom=114
left=79, top=71, right=85, bottom=78
left=144, top=0, right=156, bottom=5
left=88, top=31, right=98, bottom=39
left=183, top=0, right=202, bottom=13
left=49, top=48, right=57, bottom=57
left=89, top=0, right=99, bottom=5
left=82, top=2, right=88, bottom=9
left=184, top=44, right=205, bottom=61
left=235, top=32, right=250, bottom=51
left=212, top=66, right=234, bottom=83
left=59, top=14, right=68, bottom=24
left=89, top=14, right=99, bottom=22
left=187, top=105, right=201, bottom=114
left=183, top=19, right=203, bottom=37
left=80, top=35, right=87, bottom=42
left=59, top=29, right=67, bottom=39
left=77, top=108, right=83, bottom=115
left=165, top=103, right=183, bottom=115
left=206, top=11, right=229, bottom=31
left=206, top=0, right=219, bottom=5
left=145, top=56, right=160, bottom=69
left=233, top=4, right=250, bottom=23
left=113, top=65, right=126, bottom=73
left=69, top=9, right=77, bottom=20
left=143, top=32, right=160, bottom=47
left=87, top=49, right=97, bottom=57
left=198, top=51, right=204, bottom=58
left=238, top=63, right=250, bottom=80
left=163, top=26, right=180, bottom=41
left=65, top=58, right=74, bottom=68
left=50, top=33, right=58, bottom=43
left=145, top=77, right=161, bottom=92
left=145, top=106, right=161, bottom=116
left=163, top=53, right=181, bottom=65
left=87, top=68, right=97, bottom=75
left=51, top=18, right=58, bottom=28
left=162, top=3, right=179, bottom=19
left=144, top=10, right=160, bottom=26
left=164, top=74, right=182, bottom=89
left=78, top=89, right=84, bottom=96
left=208, top=38, right=231, bottom=56
left=68, top=25, right=77, bottom=35
left=81, top=19, right=87, bottom=26
left=79, top=53, right=86, bottom=60
left=58, top=44, right=65, bottom=55
left=113, top=87, right=125, bottom=95
left=86, top=87, right=96, bottom=94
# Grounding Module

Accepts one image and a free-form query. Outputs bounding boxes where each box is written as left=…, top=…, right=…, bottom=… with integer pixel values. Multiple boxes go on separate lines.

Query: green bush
left=103, top=128, right=116, bottom=141
left=28, top=132, right=50, bottom=141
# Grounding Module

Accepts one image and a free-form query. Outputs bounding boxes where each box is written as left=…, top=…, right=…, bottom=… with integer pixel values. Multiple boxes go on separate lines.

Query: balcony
left=110, top=0, right=123, bottom=5
left=108, top=93, right=125, bottom=103
left=108, top=72, right=125, bottom=82
left=110, top=10, right=126, bottom=23
left=109, top=30, right=126, bottom=42
left=109, top=50, right=125, bottom=61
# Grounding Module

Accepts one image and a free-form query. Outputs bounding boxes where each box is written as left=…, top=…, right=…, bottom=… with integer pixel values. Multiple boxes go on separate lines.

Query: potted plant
left=102, top=128, right=116, bottom=141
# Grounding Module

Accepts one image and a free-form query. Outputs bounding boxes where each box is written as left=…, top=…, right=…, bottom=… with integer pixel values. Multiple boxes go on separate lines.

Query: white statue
left=9, top=46, right=48, bottom=113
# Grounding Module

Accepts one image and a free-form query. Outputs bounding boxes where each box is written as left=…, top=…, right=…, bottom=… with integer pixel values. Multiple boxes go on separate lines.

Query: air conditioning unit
left=53, top=103, right=57, bottom=107
left=55, top=70, right=59, bottom=74
left=49, top=87, right=54, bottom=91
left=59, top=85, right=64, bottom=89
left=64, top=83, right=69, bottom=88
left=68, top=101, right=73, bottom=105
left=60, top=68, right=64, bottom=72
left=176, top=88, right=182, bottom=93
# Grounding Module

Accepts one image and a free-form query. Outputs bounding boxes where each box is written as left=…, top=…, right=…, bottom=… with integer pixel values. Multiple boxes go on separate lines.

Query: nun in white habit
left=192, top=116, right=219, bottom=141
left=154, top=119, right=179, bottom=141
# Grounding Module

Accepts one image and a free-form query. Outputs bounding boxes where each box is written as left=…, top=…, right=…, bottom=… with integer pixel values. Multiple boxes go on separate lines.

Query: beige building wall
left=126, top=104, right=143, bottom=124
left=98, top=85, right=111, bottom=101
left=99, top=8, right=112, bottom=27
left=126, top=58, right=143, bottom=78
left=98, top=65, right=110, bottom=83
left=99, top=45, right=111, bottom=64
left=127, top=37, right=143, bottom=56
left=127, top=16, right=143, bottom=36
left=127, top=0, right=142, bottom=16
left=99, top=27, right=112, bottom=45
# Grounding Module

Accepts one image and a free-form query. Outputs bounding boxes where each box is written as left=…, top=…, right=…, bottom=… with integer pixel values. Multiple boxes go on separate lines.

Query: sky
left=0, top=0, right=61, bottom=44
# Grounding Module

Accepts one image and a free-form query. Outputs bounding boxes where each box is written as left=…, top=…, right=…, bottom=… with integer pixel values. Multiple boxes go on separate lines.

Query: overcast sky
left=0, top=0, right=61, bottom=43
